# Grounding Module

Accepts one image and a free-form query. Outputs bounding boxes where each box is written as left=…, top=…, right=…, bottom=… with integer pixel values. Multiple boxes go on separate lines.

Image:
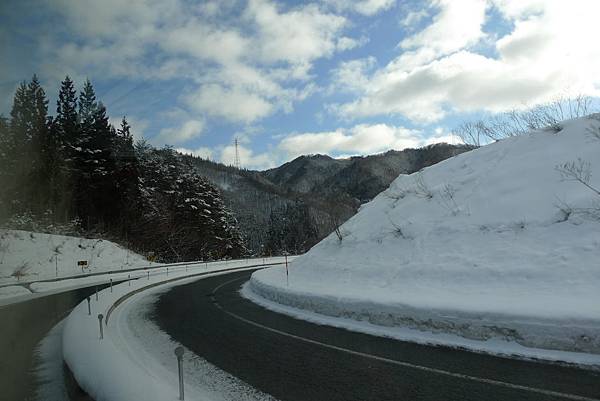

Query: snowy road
left=154, top=270, right=600, bottom=401
left=0, top=282, right=115, bottom=401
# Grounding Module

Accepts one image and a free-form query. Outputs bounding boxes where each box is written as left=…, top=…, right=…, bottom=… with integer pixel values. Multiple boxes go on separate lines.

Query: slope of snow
left=0, top=230, right=150, bottom=284
left=249, top=117, right=600, bottom=356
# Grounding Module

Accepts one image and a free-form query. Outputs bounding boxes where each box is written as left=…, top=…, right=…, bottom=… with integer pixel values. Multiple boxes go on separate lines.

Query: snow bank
left=0, top=230, right=149, bottom=285
left=249, top=117, right=600, bottom=357
left=62, top=258, right=288, bottom=401
left=0, top=285, right=31, bottom=298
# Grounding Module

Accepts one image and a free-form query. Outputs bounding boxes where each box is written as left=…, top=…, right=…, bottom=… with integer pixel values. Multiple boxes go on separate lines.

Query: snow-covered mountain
left=249, top=117, right=600, bottom=355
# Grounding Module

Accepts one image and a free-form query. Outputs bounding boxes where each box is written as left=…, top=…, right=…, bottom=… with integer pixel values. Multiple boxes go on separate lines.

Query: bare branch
left=556, top=158, right=600, bottom=196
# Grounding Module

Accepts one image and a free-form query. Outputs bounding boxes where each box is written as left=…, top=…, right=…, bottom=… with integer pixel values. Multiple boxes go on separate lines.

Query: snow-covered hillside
left=249, top=117, right=600, bottom=356
left=0, top=230, right=150, bottom=284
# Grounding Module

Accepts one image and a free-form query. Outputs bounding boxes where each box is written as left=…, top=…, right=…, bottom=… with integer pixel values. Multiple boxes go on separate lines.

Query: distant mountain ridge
left=183, top=143, right=474, bottom=254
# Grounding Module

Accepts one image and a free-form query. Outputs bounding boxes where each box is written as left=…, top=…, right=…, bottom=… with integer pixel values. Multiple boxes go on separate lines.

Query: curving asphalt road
left=154, top=270, right=600, bottom=401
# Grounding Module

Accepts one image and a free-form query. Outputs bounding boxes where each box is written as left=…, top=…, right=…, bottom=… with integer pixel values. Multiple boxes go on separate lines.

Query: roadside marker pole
left=167, top=267, right=169, bottom=276
left=98, top=314, right=104, bottom=340
left=147, top=271, right=150, bottom=280
left=86, top=296, right=91, bottom=315
left=110, top=278, right=113, bottom=292
left=175, top=347, right=185, bottom=400
left=285, top=254, right=289, bottom=286
left=128, top=274, right=131, bottom=286
left=95, top=286, right=98, bottom=301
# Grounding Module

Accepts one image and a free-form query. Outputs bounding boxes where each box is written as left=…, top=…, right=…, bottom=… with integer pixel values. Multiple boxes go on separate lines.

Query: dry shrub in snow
left=453, top=96, right=593, bottom=146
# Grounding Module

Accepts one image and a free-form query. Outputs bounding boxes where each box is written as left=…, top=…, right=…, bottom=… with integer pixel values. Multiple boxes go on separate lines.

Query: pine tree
left=0, top=115, right=13, bottom=219
left=26, top=75, right=49, bottom=213
left=4, top=81, right=31, bottom=214
left=55, top=76, right=78, bottom=154
left=87, top=102, right=118, bottom=229
left=52, top=76, right=79, bottom=220
left=114, top=117, right=140, bottom=234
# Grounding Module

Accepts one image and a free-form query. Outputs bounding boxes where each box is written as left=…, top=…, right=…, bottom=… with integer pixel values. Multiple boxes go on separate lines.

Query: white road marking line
left=212, top=276, right=600, bottom=401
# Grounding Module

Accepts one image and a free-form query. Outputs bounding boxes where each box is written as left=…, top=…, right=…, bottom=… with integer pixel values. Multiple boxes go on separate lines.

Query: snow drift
left=249, top=117, right=600, bottom=355
left=0, top=230, right=149, bottom=285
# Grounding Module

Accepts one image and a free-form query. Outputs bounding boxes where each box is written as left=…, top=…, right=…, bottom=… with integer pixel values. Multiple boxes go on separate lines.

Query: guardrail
left=0, top=256, right=290, bottom=289
left=104, top=262, right=281, bottom=325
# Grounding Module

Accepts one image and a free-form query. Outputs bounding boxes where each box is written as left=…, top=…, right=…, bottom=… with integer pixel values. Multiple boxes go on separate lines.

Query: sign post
left=282, top=251, right=289, bottom=287
left=77, top=260, right=88, bottom=273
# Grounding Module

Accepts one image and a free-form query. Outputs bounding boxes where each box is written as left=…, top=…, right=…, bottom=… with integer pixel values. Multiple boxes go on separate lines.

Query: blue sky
left=2, top=0, right=600, bottom=169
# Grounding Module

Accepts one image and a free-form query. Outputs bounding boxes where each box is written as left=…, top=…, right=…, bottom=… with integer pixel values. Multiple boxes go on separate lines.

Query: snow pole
left=285, top=254, right=289, bottom=286
left=147, top=271, right=150, bottom=280
left=174, top=346, right=185, bottom=400
left=95, top=286, right=98, bottom=301
left=110, top=278, right=113, bottom=292
left=98, top=314, right=104, bottom=340
left=128, top=274, right=131, bottom=286
left=86, top=296, right=91, bottom=315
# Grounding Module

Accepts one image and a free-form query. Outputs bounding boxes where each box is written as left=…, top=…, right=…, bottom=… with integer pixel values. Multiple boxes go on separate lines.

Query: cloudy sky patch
left=2, top=0, right=600, bottom=169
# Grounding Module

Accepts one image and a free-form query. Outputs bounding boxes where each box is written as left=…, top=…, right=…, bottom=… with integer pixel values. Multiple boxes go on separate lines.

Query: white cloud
left=423, top=127, right=463, bottom=146
left=278, top=123, right=421, bottom=159
left=184, top=84, right=273, bottom=124
left=176, top=146, right=214, bottom=160
left=155, top=119, right=205, bottom=145
left=323, top=0, right=396, bottom=16
left=336, top=36, right=369, bottom=52
left=330, top=57, right=377, bottom=93
left=35, top=0, right=352, bottom=127
left=395, top=0, right=488, bottom=69
left=332, top=0, right=600, bottom=123
left=401, top=9, right=429, bottom=28
left=161, top=24, right=248, bottom=65
left=355, top=0, right=396, bottom=16
left=246, top=0, right=347, bottom=65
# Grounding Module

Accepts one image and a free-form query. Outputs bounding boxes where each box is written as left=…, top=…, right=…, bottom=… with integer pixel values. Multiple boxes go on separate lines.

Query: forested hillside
left=0, top=76, right=247, bottom=262
left=181, top=143, right=474, bottom=255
